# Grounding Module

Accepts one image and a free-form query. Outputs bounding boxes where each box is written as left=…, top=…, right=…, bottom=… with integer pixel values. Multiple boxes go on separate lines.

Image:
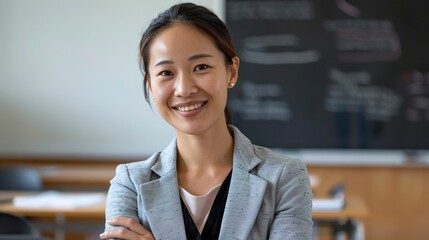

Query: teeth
left=177, top=103, right=203, bottom=112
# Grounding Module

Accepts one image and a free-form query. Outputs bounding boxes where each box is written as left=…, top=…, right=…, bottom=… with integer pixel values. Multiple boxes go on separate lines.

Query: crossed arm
left=99, top=216, right=154, bottom=240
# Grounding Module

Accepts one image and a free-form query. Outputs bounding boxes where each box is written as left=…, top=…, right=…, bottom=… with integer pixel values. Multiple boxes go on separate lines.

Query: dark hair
left=139, top=2, right=236, bottom=124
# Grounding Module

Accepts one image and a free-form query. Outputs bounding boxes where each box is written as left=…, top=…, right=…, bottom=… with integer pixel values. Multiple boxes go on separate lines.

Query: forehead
left=149, top=23, right=221, bottom=63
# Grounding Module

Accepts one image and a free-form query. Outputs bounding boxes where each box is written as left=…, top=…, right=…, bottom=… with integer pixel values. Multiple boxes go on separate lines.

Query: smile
left=175, top=102, right=206, bottom=112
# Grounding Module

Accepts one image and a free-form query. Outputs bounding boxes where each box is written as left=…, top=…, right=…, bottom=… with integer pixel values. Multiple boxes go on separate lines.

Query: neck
left=176, top=123, right=234, bottom=173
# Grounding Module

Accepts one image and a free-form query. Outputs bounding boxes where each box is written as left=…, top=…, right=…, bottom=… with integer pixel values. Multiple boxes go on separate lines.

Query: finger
left=107, top=216, right=152, bottom=237
left=100, top=227, right=139, bottom=240
left=100, top=228, right=154, bottom=240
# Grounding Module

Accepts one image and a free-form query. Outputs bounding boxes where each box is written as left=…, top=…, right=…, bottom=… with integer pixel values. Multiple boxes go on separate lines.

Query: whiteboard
left=0, top=0, right=223, bottom=157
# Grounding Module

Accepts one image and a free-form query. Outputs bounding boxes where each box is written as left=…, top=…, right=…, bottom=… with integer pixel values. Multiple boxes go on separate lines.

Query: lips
left=174, top=101, right=207, bottom=112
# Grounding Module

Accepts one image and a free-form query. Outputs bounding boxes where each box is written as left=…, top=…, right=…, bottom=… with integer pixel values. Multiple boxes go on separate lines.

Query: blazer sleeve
left=104, top=163, right=140, bottom=231
left=268, top=158, right=313, bottom=240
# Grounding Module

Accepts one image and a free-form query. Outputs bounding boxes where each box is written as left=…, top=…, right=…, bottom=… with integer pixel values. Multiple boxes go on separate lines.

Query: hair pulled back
left=139, top=3, right=236, bottom=124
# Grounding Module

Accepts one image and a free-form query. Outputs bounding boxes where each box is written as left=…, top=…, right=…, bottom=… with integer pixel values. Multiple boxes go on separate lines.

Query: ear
left=227, top=56, right=240, bottom=88
left=147, top=76, right=153, bottom=95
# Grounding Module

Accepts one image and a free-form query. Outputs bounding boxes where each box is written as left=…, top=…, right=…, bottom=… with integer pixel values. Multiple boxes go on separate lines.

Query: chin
left=176, top=126, right=206, bottom=136
left=173, top=122, right=211, bottom=136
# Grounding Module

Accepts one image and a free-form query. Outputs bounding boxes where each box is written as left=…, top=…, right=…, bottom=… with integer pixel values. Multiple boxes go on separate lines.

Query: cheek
left=208, top=81, right=228, bottom=105
left=205, top=71, right=229, bottom=90
left=212, top=75, right=229, bottom=95
left=151, top=83, right=171, bottom=105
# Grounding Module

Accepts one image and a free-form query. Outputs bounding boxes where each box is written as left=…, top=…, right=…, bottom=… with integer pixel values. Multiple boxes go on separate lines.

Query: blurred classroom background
left=1, top=0, right=428, bottom=240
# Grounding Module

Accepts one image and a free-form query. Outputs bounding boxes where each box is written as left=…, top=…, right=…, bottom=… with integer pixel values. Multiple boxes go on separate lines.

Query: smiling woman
left=147, top=23, right=238, bottom=136
left=100, top=3, right=313, bottom=240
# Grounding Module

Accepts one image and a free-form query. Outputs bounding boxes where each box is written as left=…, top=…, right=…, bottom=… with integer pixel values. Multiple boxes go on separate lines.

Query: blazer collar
left=229, top=125, right=261, bottom=172
left=151, top=125, right=261, bottom=176
left=150, top=138, right=178, bottom=177
left=142, top=125, right=266, bottom=239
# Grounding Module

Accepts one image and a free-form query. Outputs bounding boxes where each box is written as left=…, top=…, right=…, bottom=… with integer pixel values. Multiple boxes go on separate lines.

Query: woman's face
left=148, top=23, right=239, bottom=135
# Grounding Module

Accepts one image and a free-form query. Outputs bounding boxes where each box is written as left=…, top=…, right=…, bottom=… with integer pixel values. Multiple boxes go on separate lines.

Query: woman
left=100, top=2, right=312, bottom=240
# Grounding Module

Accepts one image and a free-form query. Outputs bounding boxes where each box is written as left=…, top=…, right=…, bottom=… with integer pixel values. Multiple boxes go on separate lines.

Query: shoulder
left=230, top=125, right=307, bottom=177
left=112, top=138, right=178, bottom=186
left=252, top=144, right=308, bottom=178
left=117, top=153, right=159, bottom=172
left=112, top=152, right=161, bottom=186
left=117, top=152, right=159, bottom=172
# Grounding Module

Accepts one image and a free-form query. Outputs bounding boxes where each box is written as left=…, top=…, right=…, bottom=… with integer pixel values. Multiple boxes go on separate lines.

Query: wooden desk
left=38, top=166, right=115, bottom=189
left=2, top=192, right=367, bottom=219
left=313, top=197, right=368, bottom=240
left=0, top=191, right=106, bottom=240
left=1, top=191, right=368, bottom=240
left=313, top=197, right=368, bottom=220
left=0, top=192, right=105, bottom=219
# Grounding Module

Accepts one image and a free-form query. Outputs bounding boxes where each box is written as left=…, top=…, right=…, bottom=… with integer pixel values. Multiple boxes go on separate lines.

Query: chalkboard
left=226, top=0, right=429, bottom=149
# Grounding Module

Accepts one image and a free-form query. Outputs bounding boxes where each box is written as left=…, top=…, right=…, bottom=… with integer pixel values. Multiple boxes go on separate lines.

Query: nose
left=174, top=72, right=198, bottom=97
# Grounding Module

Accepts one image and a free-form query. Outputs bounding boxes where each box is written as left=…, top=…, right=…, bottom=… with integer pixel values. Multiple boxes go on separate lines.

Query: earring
left=151, top=96, right=155, bottom=100
left=228, top=82, right=235, bottom=88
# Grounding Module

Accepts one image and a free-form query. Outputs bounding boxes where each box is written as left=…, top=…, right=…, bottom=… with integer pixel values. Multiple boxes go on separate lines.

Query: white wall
left=0, top=0, right=223, bottom=157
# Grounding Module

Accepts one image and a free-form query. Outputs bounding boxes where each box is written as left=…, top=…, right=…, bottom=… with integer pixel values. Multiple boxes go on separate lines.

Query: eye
left=194, top=64, right=210, bottom=72
left=157, top=70, right=174, bottom=77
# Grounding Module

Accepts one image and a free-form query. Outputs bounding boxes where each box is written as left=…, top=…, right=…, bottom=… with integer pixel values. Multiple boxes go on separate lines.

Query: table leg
left=55, top=214, right=65, bottom=240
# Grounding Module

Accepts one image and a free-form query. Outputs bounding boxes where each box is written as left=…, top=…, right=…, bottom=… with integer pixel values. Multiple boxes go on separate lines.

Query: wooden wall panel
left=308, top=165, right=429, bottom=240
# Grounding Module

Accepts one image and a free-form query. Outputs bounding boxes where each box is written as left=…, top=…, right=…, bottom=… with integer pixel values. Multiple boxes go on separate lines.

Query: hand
left=99, top=216, right=154, bottom=240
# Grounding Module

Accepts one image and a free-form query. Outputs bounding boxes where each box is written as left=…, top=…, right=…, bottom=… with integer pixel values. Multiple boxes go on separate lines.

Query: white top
left=179, top=184, right=222, bottom=233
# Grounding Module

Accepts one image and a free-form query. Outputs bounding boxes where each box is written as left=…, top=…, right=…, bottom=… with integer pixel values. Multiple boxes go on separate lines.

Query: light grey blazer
left=105, top=126, right=313, bottom=240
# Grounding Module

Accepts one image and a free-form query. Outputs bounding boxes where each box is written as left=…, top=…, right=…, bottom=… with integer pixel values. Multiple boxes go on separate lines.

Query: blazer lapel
left=219, top=126, right=268, bottom=239
left=220, top=168, right=267, bottom=239
left=139, top=139, right=187, bottom=239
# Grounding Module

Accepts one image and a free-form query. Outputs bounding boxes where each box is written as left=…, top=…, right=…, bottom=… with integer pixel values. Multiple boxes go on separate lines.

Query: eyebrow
left=154, top=53, right=213, bottom=67
left=188, top=53, right=213, bottom=61
left=154, top=60, right=174, bottom=67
